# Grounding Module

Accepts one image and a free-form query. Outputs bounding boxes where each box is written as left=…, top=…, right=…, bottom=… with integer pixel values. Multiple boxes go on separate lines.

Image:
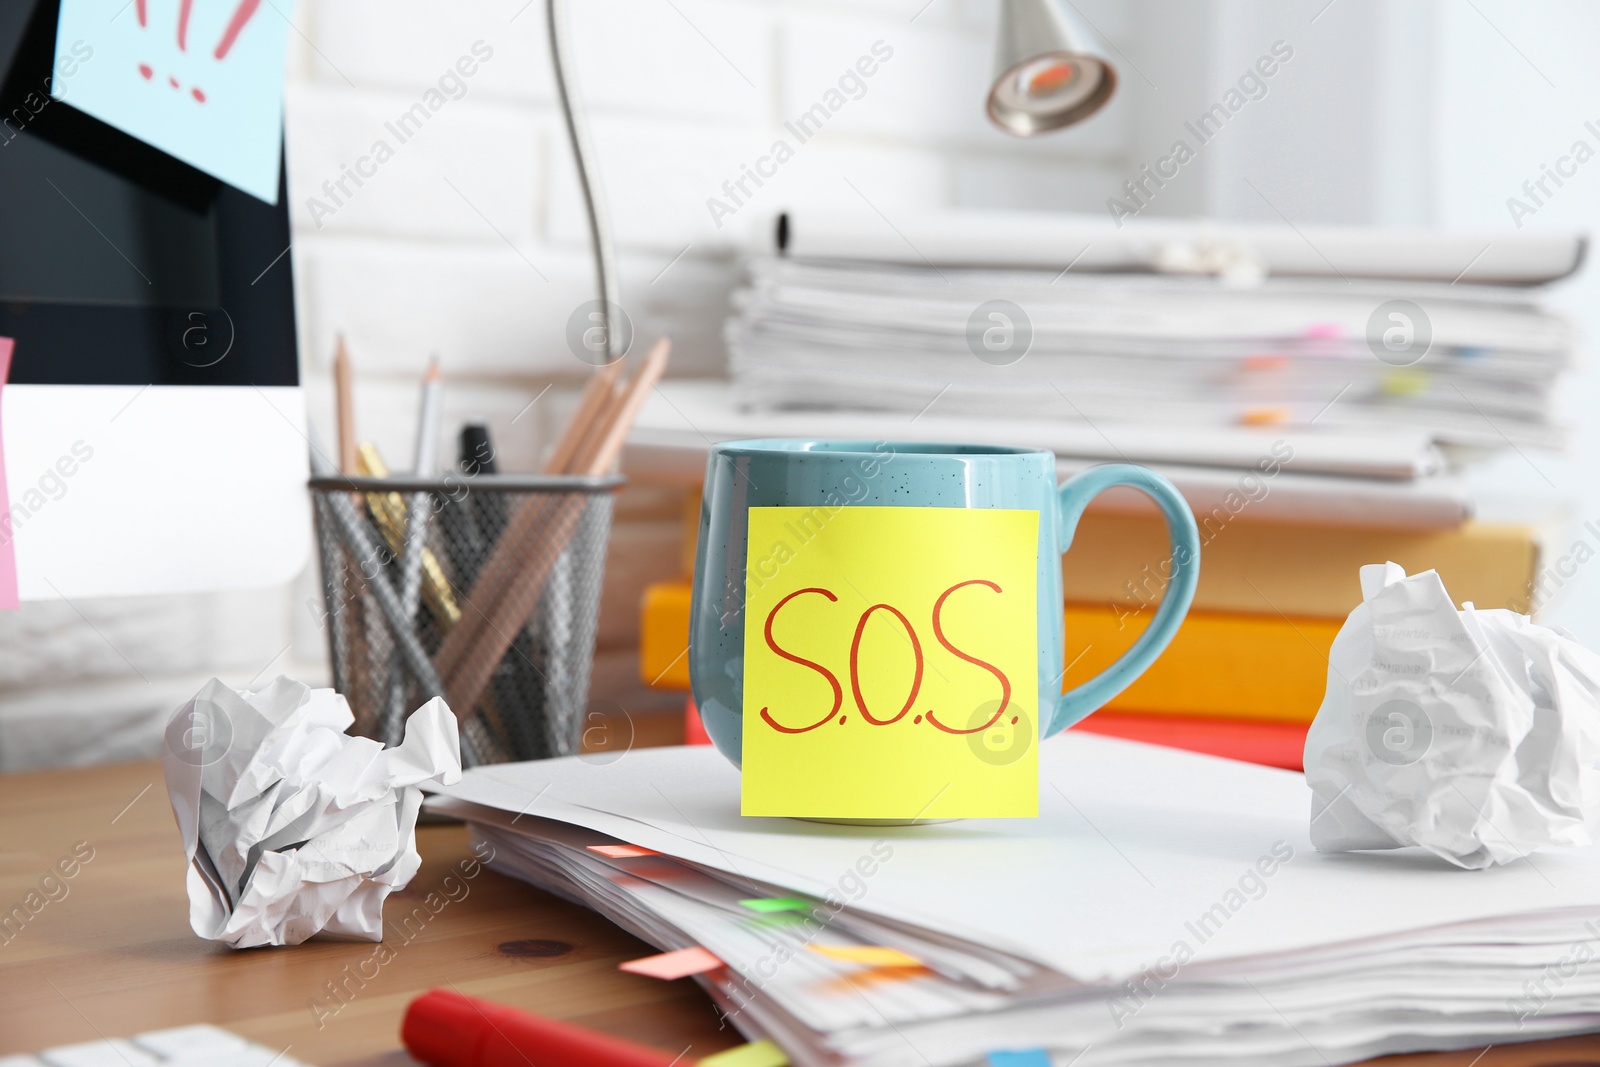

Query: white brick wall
left=286, top=0, right=1137, bottom=454
left=1, top=0, right=1136, bottom=768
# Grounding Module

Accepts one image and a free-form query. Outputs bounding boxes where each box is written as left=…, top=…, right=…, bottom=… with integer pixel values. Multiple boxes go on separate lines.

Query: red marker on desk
left=402, top=989, right=686, bottom=1067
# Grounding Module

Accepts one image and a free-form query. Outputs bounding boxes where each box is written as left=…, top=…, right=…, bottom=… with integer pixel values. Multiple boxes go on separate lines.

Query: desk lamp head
left=987, top=0, right=1117, bottom=135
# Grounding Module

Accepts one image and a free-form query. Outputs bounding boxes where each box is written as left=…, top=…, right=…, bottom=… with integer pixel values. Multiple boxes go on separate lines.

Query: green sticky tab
left=738, top=897, right=811, bottom=914
left=701, top=1039, right=790, bottom=1067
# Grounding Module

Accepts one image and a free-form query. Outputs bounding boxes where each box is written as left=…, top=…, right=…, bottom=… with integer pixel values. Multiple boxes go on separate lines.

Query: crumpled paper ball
left=162, top=676, right=462, bottom=947
left=1305, top=562, right=1600, bottom=869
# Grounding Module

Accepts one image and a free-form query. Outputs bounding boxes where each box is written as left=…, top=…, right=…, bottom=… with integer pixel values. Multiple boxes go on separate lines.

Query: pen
left=356, top=442, right=459, bottom=628
left=454, top=422, right=547, bottom=759
left=439, top=423, right=491, bottom=585
left=460, top=421, right=507, bottom=536
left=402, top=989, right=685, bottom=1067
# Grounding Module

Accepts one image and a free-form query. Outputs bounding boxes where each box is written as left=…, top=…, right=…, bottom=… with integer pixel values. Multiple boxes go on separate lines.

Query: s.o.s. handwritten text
left=758, top=578, right=1016, bottom=736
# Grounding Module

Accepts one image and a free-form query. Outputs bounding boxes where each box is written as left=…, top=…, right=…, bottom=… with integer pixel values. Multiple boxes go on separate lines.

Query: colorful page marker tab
left=619, top=946, right=724, bottom=980
left=53, top=0, right=295, bottom=203
left=808, top=944, right=924, bottom=968
left=738, top=897, right=811, bottom=914
left=587, top=844, right=659, bottom=859
left=742, top=506, right=1040, bottom=819
left=0, top=337, right=16, bottom=611
left=700, top=1040, right=790, bottom=1067
left=987, top=1051, right=1052, bottom=1067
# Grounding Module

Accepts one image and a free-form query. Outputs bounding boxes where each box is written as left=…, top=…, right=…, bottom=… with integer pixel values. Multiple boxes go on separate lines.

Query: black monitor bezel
left=0, top=0, right=297, bottom=388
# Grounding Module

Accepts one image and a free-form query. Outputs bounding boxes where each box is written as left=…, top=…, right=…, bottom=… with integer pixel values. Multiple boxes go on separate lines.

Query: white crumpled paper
left=161, top=677, right=461, bottom=947
left=1305, top=562, right=1600, bottom=869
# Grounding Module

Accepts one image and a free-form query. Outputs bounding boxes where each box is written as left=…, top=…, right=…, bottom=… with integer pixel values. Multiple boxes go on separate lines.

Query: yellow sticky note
left=742, top=506, right=1039, bottom=819
left=700, top=1039, right=790, bottom=1067
left=809, top=944, right=925, bottom=968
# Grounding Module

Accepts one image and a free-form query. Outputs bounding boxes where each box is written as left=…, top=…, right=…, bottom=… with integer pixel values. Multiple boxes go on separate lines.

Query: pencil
left=440, top=338, right=671, bottom=719
left=433, top=359, right=627, bottom=682
left=543, top=358, right=626, bottom=474
left=334, top=335, right=358, bottom=475
left=400, top=356, right=443, bottom=614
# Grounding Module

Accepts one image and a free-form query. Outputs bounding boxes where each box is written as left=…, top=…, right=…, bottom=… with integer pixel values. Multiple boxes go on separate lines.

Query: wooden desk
left=2, top=759, right=1597, bottom=1066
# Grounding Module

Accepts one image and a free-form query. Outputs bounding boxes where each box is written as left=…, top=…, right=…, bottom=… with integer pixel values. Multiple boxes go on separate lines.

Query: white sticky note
left=52, top=0, right=294, bottom=203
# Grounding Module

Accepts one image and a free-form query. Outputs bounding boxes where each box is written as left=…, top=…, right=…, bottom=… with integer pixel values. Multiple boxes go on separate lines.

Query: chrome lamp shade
left=987, top=0, right=1117, bottom=135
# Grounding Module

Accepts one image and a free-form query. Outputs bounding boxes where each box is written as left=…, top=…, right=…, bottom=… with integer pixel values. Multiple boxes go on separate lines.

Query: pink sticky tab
left=0, top=337, right=16, bottom=610
left=588, top=844, right=659, bottom=859
left=1303, top=322, right=1343, bottom=340
left=619, top=946, right=724, bottom=980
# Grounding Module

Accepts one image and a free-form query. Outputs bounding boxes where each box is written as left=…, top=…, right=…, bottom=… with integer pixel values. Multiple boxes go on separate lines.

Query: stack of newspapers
left=726, top=211, right=1585, bottom=455
left=427, top=738, right=1600, bottom=1067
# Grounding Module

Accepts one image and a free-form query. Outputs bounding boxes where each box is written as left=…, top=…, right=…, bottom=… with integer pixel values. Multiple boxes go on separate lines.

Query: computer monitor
left=0, top=0, right=307, bottom=599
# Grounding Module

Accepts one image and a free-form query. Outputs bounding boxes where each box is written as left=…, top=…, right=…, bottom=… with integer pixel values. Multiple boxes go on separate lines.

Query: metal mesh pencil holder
left=308, top=473, right=621, bottom=767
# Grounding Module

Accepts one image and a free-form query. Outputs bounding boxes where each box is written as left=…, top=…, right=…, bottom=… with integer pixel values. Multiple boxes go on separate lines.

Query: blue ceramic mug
left=688, top=440, right=1200, bottom=764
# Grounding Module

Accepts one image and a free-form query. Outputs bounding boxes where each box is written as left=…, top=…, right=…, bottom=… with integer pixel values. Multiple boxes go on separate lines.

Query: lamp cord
left=546, top=0, right=622, bottom=362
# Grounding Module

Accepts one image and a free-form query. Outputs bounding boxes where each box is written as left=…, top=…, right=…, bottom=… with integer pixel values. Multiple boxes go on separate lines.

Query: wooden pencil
left=543, top=358, right=626, bottom=474
left=437, top=339, right=671, bottom=717
left=334, top=335, right=358, bottom=475
left=432, top=361, right=620, bottom=681
left=330, top=334, right=372, bottom=733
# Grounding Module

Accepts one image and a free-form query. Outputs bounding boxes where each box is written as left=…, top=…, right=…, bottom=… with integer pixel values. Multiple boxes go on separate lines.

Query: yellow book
left=641, top=579, right=1340, bottom=723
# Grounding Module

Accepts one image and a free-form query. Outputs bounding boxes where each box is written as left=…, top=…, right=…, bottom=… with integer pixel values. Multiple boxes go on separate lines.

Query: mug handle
left=1050, top=464, right=1201, bottom=735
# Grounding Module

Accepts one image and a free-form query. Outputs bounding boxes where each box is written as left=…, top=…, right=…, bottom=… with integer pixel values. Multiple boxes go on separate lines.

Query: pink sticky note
left=619, top=946, right=724, bottom=980
left=0, top=337, right=16, bottom=610
left=587, top=844, right=659, bottom=859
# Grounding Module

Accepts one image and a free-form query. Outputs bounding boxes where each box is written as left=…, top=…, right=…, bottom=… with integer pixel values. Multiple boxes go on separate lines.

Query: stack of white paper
left=769, top=209, right=1587, bottom=286
left=727, top=258, right=1573, bottom=454
left=629, top=380, right=1477, bottom=529
left=427, top=737, right=1600, bottom=1067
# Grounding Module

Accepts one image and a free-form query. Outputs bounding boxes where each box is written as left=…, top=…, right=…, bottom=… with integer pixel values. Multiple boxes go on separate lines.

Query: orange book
left=641, top=580, right=695, bottom=689
left=1058, top=602, right=1338, bottom=722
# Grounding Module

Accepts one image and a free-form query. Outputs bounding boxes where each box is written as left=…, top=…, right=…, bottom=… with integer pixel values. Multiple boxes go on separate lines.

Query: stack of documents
left=770, top=209, right=1587, bottom=285
left=428, top=738, right=1600, bottom=1067
left=629, top=380, right=1476, bottom=528
left=727, top=257, right=1573, bottom=453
